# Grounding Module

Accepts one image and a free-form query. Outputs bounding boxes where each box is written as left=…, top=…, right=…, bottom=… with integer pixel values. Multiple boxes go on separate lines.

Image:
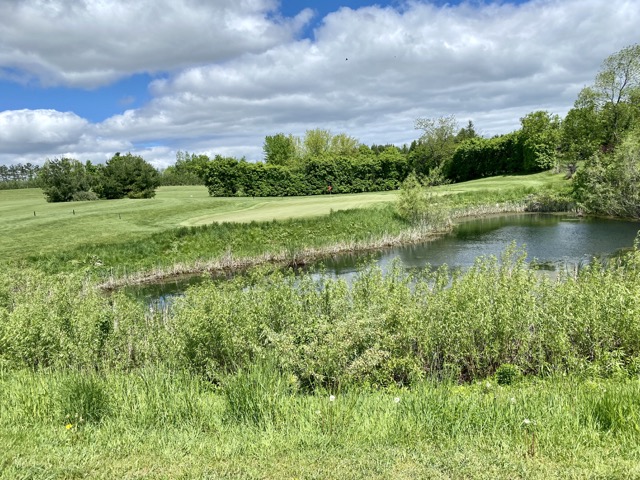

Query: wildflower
left=394, top=397, right=401, bottom=404
left=485, top=381, right=492, bottom=389
left=65, top=423, right=73, bottom=430
left=522, top=418, right=531, bottom=426
left=510, top=397, right=516, bottom=404
left=329, top=395, right=335, bottom=402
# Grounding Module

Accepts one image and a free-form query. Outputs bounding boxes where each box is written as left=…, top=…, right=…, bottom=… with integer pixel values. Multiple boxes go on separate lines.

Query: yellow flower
left=65, top=423, right=73, bottom=430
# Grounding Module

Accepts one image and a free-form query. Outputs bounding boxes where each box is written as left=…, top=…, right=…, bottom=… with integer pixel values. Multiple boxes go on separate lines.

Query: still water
left=319, top=213, right=640, bottom=279
left=131, top=213, right=640, bottom=302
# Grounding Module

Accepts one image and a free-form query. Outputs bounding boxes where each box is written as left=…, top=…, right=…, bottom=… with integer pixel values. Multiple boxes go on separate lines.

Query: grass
left=1, top=171, right=566, bottom=280
left=1, top=368, right=639, bottom=479
left=0, top=168, right=637, bottom=478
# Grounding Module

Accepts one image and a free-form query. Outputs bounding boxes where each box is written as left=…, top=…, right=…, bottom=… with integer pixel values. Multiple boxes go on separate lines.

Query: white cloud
left=0, top=0, right=312, bottom=88
left=0, top=109, right=89, bottom=153
left=1, top=0, right=639, bottom=167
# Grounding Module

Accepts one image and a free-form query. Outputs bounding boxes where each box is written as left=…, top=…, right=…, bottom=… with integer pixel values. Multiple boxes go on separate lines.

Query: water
left=317, top=213, right=640, bottom=280
left=130, top=213, right=640, bottom=303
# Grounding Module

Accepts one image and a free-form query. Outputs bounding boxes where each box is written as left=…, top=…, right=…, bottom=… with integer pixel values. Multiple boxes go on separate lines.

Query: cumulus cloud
left=0, top=0, right=312, bottom=88
left=0, top=109, right=89, bottom=153
left=93, top=0, right=640, bottom=158
left=1, top=0, right=639, bottom=167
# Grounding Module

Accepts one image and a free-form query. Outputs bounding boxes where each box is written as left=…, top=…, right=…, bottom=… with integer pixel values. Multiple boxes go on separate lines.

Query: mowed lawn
left=0, top=171, right=564, bottom=261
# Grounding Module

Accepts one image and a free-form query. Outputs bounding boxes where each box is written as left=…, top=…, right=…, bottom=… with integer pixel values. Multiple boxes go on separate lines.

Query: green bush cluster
left=170, top=244, right=640, bottom=388
left=3, top=244, right=640, bottom=389
left=448, top=133, right=527, bottom=182
left=202, top=154, right=410, bottom=197
left=0, top=269, right=166, bottom=370
left=38, top=153, right=160, bottom=203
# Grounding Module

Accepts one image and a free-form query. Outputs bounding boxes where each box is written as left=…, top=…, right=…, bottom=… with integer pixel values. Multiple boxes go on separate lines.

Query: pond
left=129, top=213, right=640, bottom=303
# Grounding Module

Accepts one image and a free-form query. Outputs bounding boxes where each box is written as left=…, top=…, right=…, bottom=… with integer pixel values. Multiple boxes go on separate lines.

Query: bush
left=96, top=153, right=160, bottom=199
left=72, top=191, right=99, bottom=202
left=38, top=158, right=92, bottom=202
left=496, top=364, right=521, bottom=385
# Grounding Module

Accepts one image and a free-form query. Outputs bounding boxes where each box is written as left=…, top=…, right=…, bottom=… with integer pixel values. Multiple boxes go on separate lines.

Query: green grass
left=1, top=368, right=639, bottom=479
left=0, top=186, right=393, bottom=260
left=0, top=168, right=635, bottom=478
left=0, top=171, right=566, bottom=276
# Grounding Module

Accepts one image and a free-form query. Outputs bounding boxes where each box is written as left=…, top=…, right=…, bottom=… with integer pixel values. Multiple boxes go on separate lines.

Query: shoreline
left=99, top=201, right=537, bottom=291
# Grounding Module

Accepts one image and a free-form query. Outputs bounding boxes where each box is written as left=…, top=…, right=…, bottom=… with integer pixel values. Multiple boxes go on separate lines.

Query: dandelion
left=394, top=397, right=401, bottom=404
left=329, top=395, right=335, bottom=402
left=65, top=423, right=73, bottom=430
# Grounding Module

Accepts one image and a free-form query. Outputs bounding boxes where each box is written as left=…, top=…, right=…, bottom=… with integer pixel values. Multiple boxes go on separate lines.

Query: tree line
left=0, top=163, right=41, bottom=190
left=6, top=44, right=640, bottom=216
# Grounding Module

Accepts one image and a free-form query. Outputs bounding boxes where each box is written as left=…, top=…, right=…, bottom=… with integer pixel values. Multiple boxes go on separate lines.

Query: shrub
left=72, top=190, right=99, bottom=202
left=96, top=152, right=160, bottom=199
left=496, top=364, right=521, bottom=385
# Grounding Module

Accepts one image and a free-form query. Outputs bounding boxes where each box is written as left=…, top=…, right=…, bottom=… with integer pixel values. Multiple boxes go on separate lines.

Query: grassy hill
left=0, top=171, right=564, bottom=263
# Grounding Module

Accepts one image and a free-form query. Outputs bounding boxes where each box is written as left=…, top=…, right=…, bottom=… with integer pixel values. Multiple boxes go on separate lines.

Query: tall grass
left=2, top=367, right=640, bottom=478
left=2, top=243, right=640, bottom=386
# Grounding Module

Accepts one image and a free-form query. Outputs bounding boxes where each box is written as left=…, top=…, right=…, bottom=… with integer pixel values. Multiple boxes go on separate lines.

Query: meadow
left=1, top=171, right=566, bottom=284
left=3, top=170, right=639, bottom=478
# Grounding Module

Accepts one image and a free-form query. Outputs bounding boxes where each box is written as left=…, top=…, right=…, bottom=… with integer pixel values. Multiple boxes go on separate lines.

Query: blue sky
left=0, top=0, right=637, bottom=167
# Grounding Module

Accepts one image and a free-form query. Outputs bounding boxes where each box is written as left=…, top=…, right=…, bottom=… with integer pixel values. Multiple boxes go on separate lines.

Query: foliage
left=573, top=131, right=640, bottom=218
left=395, top=172, right=439, bottom=224
left=202, top=151, right=409, bottom=197
left=520, top=111, right=562, bottom=172
left=448, top=132, right=524, bottom=182
left=71, top=190, right=100, bottom=201
left=495, top=363, right=521, bottom=385
left=562, top=43, right=640, bottom=167
left=96, top=152, right=160, bottom=199
left=160, top=151, right=209, bottom=185
left=524, top=190, right=576, bottom=213
left=263, top=133, right=298, bottom=166
left=0, top=163, right=40, bottom=189
left=410, top=115, right=458, bottom=176
left=38, top=158, right=92, bottom=202
left=594, top=43, right=640, bottom=146
left=8, top=237, right=640, bottom=385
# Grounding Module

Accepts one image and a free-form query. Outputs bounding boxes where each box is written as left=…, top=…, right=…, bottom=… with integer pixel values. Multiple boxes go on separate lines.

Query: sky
left=0, top=0, right=638, bottom=168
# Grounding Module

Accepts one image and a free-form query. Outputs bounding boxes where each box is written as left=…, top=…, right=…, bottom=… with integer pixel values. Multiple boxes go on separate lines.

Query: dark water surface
left=130, top=213, right=640, bottom=303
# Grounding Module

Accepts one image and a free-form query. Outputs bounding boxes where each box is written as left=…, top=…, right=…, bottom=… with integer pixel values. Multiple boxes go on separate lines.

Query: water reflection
left=129, top=213, right=640, bottom=303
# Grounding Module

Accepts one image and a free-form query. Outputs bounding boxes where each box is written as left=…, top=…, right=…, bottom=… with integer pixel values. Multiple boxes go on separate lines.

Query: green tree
left=96, top=153, right=160, bottom=199
left=38, top=158, right=91, bottom=202
left=455, top=120, right=478, bottom=143
left=594, top=43, right=640, bottom=146
left=560, top=88, right=605, bottom=175
left=329, top=133, right=359, bottom=156
left=302, top=129, right=333, bottom=158
left=520, top=111, right=561, bottom=172
left=395, top=172, right=449, bottom=227
left=263, top=133, right=298, bottom=166
left=411, top=115, right=458, bottom=176
left=573, top=129, right=640, bottom=218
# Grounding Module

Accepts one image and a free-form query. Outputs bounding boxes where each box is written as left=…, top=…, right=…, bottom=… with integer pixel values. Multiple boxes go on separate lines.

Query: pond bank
left=100, top=200, right=535, bottom=291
